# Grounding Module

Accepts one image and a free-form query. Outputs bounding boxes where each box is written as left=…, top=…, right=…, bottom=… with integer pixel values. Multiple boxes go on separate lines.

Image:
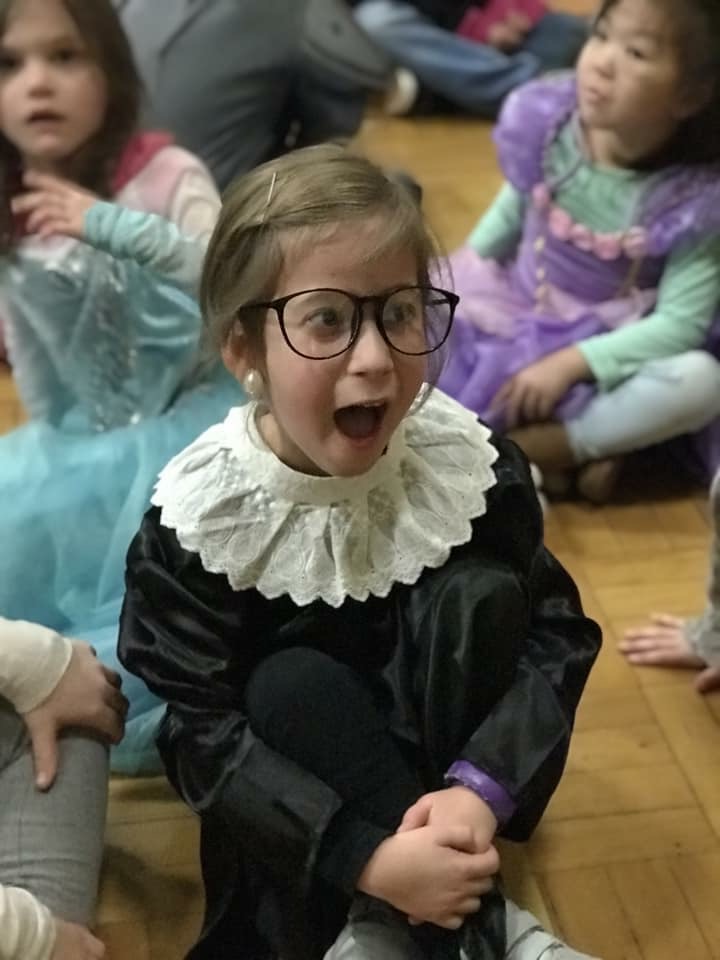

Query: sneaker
left=383, top=66, right=420, bottom=116
left=324, top=896, right=425, bottom=960
left=504, top=901, right=602, bottom=959
left=530, top=462, right=549, bottom=514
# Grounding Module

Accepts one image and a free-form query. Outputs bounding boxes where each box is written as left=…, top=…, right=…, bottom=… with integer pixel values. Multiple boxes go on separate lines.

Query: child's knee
left=246, top=647, right=349, bottom=736
left=672, top=351, right=720, bottom=415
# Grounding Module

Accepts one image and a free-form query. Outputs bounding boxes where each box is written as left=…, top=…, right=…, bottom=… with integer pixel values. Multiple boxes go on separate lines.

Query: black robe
left=118, top=435, right=601, bottom=959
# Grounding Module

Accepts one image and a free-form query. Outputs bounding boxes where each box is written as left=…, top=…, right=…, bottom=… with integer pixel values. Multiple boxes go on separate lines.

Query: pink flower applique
left=569, top=222, right=594, bottom=251
left=532, top=183, right=552, bottom=210
left=548, top=205, right=573, bottom=240
left=622, top=226, right=648, bottom=260
left=593, top=232, right=623, bottom=261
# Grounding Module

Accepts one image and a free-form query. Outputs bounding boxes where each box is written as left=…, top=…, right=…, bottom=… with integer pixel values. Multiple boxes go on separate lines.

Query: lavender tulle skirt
left=438, top=245, right=657, bottom=433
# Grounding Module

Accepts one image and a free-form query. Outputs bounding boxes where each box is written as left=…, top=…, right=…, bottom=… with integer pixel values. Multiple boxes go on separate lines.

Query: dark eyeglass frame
left=238, top=285, right=459, bottom=360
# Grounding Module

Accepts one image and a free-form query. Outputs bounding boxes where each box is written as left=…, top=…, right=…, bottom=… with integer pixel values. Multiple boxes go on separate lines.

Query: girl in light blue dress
left=0, top=0, right=243, bottom=772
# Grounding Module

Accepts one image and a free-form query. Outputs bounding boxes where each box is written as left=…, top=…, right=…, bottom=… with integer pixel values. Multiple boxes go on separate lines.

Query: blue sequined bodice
left=2, top=238, right=202, bottom=432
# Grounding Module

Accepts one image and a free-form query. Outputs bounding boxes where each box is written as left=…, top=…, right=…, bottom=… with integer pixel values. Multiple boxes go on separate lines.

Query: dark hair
left=0, top=0, right=142, bottom=251
left=593, top=0, right=720, bottom=166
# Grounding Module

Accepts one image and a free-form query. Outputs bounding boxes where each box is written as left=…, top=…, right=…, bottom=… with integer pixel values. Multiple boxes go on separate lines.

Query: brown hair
left=592, top=0, right=720, bottom=166
left=0, top=0, right=142, bottom=251
left=201, top=143, right=450, bottom=382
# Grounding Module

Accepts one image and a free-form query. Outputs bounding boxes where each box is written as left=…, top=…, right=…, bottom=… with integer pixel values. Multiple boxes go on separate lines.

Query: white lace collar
left=152, top=389, right=499, bottom=608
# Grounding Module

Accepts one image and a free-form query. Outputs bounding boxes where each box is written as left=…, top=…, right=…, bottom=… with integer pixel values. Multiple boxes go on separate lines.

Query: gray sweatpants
left=0, top=700, right=108, bottom=923
left=685, top=470, right=720, bottom=667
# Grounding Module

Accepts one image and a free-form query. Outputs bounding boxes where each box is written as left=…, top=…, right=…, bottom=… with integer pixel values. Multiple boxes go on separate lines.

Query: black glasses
left=240, top=286, right=458, bottom=360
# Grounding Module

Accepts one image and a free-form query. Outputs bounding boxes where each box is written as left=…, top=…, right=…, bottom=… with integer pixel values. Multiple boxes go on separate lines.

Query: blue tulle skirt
left=0, top=371, right=244, bottom=774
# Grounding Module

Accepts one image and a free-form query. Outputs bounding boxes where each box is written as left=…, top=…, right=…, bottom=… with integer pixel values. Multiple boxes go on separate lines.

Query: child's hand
left=620, top=614, right=720, bottom=693
left=492, top=346, right=590, bottom=428
left=397, top=786, right=498, bottom=853
left=52, top=919, right=106, bottom=959
left=396, top=787, right=499, bottom=925
left=11, top=171, right=98, bottom=239
left=22, top=641, right=128, bottom=790
left=507, top=10, right=532, bottom=33
left=356, top=825, right=497, bottom=929
left=487, top=21, right=521, bottom=49
left=487, top=11, right=531, bottom=50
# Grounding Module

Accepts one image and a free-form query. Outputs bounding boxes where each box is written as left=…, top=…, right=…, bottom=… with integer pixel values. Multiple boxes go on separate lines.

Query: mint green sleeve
left=467, top=182, right=526, bottom=261
left=83, top=201, right=207, bottom=298
left=578, top=234, right=720, bottom=389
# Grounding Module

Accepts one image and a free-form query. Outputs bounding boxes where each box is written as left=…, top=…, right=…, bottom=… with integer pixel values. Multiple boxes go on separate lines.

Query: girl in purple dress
left=439, top=0, right=720, bottom=501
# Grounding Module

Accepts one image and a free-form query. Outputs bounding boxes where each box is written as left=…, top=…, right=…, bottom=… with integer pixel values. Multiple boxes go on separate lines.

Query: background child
left=0, top=0, right=242, bottom=772
left=1, top=617, right=127, bottom=960
left=620, top=471, right=720, bottom=694
left=118, top=144, right=601, bottom=960
left=116, top=0, right=394, bottom=191
left=352, top=0, right=587, bottom=117
left=438, top=0, right=720, bottom=501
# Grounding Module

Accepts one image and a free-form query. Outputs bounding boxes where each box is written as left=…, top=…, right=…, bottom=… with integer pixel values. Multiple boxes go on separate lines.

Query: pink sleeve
left=115, top=146, right=221, bottom=240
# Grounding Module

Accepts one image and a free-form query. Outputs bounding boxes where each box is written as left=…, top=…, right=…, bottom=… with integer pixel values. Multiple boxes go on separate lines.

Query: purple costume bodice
left=439, top=73, right=720, bottom=468
left=511, top=205, right=663, bottom=306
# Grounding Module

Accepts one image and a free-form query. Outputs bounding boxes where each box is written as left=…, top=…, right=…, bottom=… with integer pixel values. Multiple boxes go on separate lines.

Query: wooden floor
left=4, top=3, right=720, bottom=956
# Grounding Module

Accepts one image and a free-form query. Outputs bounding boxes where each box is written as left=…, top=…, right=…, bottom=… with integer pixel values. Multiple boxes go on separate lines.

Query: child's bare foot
left=576, top=456, right=623, bottom=504
left=620, top=613, right=705, bottom=668
left=542, top=468, right=575, bottom=501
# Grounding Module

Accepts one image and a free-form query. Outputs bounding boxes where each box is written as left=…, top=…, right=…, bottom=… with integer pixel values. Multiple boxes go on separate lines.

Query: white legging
left=567, top=351, right=720, bottom=463
left=0, top=701, right=108, bottom=924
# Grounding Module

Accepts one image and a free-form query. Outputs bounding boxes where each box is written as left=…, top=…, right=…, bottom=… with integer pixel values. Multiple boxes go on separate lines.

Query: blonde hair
left=200, top=144, right=448, bottom=375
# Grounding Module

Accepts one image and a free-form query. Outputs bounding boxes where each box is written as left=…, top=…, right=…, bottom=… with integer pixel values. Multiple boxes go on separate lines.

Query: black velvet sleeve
left=118, top=510, right=347, bottom=892
left=457, top=435, right=602, bottom=840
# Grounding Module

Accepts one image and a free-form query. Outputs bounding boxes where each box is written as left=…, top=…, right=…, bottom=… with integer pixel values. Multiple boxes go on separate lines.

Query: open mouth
left=333, top=402, right=388, bottom=442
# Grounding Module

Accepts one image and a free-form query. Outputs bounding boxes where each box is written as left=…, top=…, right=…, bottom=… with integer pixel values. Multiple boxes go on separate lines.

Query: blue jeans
left=354, top=0, right=587, bottom=114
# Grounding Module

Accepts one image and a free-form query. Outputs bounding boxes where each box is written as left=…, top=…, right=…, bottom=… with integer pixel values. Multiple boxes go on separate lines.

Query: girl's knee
left=246, top=648, right=347, bottom=733
left=671, top=351, right=720, bottom=412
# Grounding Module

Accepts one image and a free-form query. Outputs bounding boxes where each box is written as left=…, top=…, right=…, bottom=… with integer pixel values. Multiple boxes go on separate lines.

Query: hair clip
left=260, top=172, right=278, bottom=224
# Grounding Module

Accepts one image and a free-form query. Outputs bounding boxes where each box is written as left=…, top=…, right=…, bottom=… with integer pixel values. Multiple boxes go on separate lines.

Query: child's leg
left=513, top=351, right=720, bottom=470
left=566, top=351, right=720, bottom=463
left=0, top=699, right=108, bottom=924
left=246, top=647, right=478, bottom=959
left=246, top=647, right=423, bottom=878
left=511, top=352, right=720, bottom=501
left=353, top=0, right=542, bottom=114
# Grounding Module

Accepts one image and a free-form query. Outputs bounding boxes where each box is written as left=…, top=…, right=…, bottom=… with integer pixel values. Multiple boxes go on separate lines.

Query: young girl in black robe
left=118, top=144, right=602, bottom=960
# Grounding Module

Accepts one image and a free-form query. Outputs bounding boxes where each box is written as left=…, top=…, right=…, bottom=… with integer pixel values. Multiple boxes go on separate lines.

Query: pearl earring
left=243, top=369, right=265, bottom=401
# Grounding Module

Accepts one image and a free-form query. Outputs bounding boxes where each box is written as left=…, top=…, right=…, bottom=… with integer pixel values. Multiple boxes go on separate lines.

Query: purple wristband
left=444, top=760, right=516, bottom=826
